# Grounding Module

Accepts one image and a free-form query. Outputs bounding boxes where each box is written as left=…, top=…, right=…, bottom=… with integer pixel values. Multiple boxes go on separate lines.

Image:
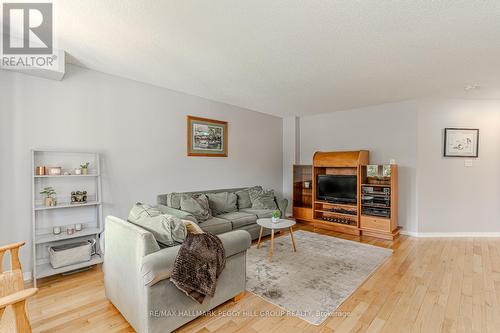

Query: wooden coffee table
left=256, top=218, right=297, bottom=262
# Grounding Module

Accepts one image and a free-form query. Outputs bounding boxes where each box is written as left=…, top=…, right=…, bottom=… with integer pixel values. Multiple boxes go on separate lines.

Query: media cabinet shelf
left=361, top=203, right=391, bottom=209
left=359, top=164, right=399, bottom=240
left=316, top=220, right=358, bottom=228
left=292, top=151, right=400, bottom=240
left=309, top=151, right=369, bottom=236
left=314, top=201, right=357, bottom=209
left=361, top=183, right=390, bottom=187
left=314, top=210, right=357, bottom=217
left=292, top=165, right=314, bottom=223
left=293, top=204, right=311, bottom=209
left=361, top=192, right=391, bottom=197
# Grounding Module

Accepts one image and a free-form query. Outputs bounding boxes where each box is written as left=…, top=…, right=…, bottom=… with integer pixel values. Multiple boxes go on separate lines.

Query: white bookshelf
left=31, top=150, right=104, bottom=287
left=36, top=255, right=104, bottom=279
left=34, top=174, right=100, bottom=178
left=34, top=201, right=102, bottom=211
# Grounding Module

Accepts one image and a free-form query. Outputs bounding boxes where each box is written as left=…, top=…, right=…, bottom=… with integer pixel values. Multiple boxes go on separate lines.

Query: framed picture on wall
left=443, top=128, right=479, bottom=157
left=187, top=116, right=228, bottom=157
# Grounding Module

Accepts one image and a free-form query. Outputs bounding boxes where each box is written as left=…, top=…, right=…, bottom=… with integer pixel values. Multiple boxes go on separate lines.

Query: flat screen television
left=317, top=175, right=357, bottom=204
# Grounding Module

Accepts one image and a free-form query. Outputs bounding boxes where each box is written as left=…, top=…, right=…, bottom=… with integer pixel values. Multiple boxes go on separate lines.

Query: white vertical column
left=282, top=116, right=300, bottom=216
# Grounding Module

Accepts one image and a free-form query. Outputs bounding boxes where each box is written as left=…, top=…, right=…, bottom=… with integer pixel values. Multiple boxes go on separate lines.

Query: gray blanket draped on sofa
left=170, top=232, right=226, bottom=304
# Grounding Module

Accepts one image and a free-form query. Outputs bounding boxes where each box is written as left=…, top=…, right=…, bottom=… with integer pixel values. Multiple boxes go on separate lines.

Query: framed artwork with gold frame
left=187, top=116, right=228, bottom=157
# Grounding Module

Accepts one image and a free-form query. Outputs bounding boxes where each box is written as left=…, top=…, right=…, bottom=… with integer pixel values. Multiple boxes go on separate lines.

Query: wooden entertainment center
left=292, top=150, right=399, bottom=240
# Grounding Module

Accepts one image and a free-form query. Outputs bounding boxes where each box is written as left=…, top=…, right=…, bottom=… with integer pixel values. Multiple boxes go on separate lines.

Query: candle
left=36, top=166, right=46, bottom=175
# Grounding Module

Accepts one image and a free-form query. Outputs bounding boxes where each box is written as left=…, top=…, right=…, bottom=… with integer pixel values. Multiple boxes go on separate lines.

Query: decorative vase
left=74, top=168, right=82, bottom=175
left=81, top=168, right=88, bottom=175
left=53, top=227, right=61, bottom=235
left=36, top=166, right=46, bottom=175
left=44, top=197, right=54, bottom=207
left=271, top=216, right=279, bottom=223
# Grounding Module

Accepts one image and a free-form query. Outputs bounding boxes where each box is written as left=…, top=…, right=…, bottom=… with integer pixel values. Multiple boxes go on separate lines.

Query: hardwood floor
left=2, top=223, right=500, bottom=332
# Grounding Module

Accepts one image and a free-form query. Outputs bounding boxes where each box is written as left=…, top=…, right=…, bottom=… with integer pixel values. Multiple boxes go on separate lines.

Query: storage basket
left=48, top=239, right=96, bottom=269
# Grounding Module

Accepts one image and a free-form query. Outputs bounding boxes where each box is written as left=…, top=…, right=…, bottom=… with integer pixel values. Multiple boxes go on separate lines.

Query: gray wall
left=416, top=99, right=500, bottom=233
left=291, top=99, right=500, bottom=234
left=0, top=65, right=283, bottom=274
left=0, top=69, right=16, bottom=265
left=298, top=101, right=418, bottom=232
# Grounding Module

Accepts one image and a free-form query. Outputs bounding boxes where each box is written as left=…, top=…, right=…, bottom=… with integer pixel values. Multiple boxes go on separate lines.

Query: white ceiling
left=51, top=1, right=500, bottom=116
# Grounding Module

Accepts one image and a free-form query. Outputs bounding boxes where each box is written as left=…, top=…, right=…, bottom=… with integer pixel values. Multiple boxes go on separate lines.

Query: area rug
left=246, top=230, right=392, bottom=325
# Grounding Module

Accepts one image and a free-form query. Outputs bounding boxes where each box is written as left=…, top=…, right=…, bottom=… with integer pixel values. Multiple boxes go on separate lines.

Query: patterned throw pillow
left=128, top=203, right=162, bottom=223
left=180, top=194, right=211, bottom=222
left=248, top=188, right=277, bottom=210
left=166, top=192, right=183, bottom=209
left=236, top=186, right=262, bottom=209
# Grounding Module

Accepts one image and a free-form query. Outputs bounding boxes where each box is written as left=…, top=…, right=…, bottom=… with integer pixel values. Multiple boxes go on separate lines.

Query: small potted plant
left=80, top=162, right=90, bottom=175
left=40, top=187, right=57, bottom=207
left=271, top=210, right=281, bottom=223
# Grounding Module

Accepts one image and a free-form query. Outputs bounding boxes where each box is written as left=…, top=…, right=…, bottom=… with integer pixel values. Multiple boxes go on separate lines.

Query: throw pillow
left=235, top=186, right=262, bottom=209
left=248, top=188, right=277, bottom=210
left=129, top=214, right=187, bottom=248
left=166, top=192, right=183, bottom=209
left=128, top=203, right=162, bottom=223
left=180, top=194, right=211, bottom=222
left=206, top=192, right=237, bottom=215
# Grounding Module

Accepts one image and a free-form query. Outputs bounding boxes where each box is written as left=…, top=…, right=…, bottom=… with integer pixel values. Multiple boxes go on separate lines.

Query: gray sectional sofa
left=156, top=186, right=288, bottom=240
left=104, top=186, right=287, bottom=333
left=104, top=216, right=251, bottom=333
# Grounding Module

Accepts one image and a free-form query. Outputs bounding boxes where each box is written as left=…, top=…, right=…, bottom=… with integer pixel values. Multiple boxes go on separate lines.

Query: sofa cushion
left=206, top=192, right=237, bottom=215
left=248, top=188, right=278, bottom=210
left=199, top=217, right=232, bottom=234
left=239, top=208, right=274, bottom=219
left=216, top=211, right=257, bottom=229
left=180, top=194, right=211, bottom=222
left=235, top=186, right=261, bottom=209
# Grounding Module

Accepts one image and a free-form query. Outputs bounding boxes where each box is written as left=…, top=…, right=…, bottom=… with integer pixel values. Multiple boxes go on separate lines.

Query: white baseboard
left=399, top=230, right=419, bottom=237
left=400, top=230, right=500, bottom=238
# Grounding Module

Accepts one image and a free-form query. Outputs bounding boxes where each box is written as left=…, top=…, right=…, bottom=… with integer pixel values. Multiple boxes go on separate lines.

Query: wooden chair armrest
left=0, top=242, right=26, bottom=272
left=0, top=288, right=38, bottom=309
left=0, top=242, right=25, bottom=253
